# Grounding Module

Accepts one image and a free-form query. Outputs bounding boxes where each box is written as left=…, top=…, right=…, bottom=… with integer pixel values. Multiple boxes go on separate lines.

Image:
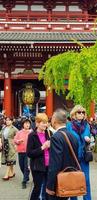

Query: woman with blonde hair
left=66, top=105, right=91, bottom=200
left=27, top=113, right=50, bottom=200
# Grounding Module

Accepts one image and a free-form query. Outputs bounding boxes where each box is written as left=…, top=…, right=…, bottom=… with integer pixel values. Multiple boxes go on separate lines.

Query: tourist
left=14, top=118, right=32, bottom=189
left=66, top=105, right=92, bottom=200
left=0, top=117, right=18, bottom=180
left=27, top=113, right=50, bottom=200
left=46, top=108, right=79, bottom=200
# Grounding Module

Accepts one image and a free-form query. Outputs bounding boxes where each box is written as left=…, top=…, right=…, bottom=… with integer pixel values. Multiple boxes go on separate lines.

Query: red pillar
left=47, top=10, right=52, bottom=21
left=90, top=101, right=95, bottom=119
left=11, top=91, right=14, bottom=117
left=4, top=75, right=12, bottom=116
left=46, top=88, right=53, bottom=117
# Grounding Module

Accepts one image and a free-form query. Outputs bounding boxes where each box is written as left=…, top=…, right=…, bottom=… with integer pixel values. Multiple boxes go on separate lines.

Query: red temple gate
left=0, top=0, right=96, bottom=117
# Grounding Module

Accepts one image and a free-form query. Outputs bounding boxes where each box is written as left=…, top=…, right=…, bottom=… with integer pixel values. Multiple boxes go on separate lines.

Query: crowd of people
left=0, top=105, right=97, bottom=200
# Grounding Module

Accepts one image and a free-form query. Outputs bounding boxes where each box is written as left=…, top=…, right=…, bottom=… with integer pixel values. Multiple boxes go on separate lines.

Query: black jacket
left=27, top=130, right=50, bottom=172
left=47, top=127, right=79, bottom=191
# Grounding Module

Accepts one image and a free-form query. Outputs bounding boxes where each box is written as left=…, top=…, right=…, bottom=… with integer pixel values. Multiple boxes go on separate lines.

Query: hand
left=41, top=140, right=50, bottom=150
left=45, top=140, right=50, bottom=148
left=84, top=136, right=91, bottom=143
left=18, top=139, right=24, bottom=144
left=46, top=188, right=55, bottom=195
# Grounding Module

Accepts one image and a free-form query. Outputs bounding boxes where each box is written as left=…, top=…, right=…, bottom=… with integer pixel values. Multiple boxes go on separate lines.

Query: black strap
left=60, top=131, right=81, bottom=171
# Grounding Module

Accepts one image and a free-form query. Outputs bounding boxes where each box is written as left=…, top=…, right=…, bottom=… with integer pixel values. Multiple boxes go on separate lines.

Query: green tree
left=39, top=42, right=97, bottom=113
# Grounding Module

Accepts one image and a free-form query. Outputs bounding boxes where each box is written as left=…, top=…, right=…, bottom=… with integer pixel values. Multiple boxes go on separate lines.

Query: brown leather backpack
left=56, top=131, right=87, bottom=197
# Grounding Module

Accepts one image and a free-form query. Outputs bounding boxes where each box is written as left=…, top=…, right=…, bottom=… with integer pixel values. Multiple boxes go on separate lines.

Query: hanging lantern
left=22, top=83, right=35, bottom=105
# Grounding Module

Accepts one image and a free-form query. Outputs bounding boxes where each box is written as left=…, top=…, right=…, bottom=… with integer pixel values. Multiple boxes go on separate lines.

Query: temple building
left=0, top=0, right=97, bottom=117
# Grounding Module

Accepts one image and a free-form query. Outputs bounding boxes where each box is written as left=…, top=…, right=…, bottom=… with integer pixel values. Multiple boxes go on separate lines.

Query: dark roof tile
left=0, top=32, right=96, bottom=43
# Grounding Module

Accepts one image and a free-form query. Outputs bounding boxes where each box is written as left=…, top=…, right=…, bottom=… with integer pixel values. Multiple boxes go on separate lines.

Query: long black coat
left=27, top=130, right=50, bottom=172
left=47, top=127, right=79, bottom=191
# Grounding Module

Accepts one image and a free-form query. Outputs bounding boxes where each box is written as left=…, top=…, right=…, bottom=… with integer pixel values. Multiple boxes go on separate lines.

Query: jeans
left=39, top=178, right=47, bottom=200
left=18, top=153, right=30, bottom=183
left=30, top=170, right=48, bottom=200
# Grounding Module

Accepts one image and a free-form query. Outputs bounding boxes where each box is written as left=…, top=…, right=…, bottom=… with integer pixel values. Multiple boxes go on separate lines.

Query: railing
left=0, top=11, right=96, bottom=32
left=0, top=11, right=96, bottom=22
left=0, top=21, right=96, bottom=32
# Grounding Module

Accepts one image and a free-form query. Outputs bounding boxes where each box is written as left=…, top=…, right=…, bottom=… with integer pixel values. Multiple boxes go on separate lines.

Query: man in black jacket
left=46, top=109, right=79, bottom=200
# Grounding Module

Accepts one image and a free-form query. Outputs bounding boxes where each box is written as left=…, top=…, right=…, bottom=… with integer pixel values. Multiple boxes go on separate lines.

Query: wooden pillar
left=82, top=10, right=88, bottom=21
left=66, top=3, right=69, bottom=20
left=90, top=101, right=95, bottom=119
left=4, top=73, right=12, bottom=116
left=48, top=10, right=52, bottom=21
left=46, top=88, right=53, bottom=117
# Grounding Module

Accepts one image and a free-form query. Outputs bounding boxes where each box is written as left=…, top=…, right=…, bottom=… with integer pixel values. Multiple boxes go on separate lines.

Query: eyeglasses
left=77, top=111, right=85, bottom=115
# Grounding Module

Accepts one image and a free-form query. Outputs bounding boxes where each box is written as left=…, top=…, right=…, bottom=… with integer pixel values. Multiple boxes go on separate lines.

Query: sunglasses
left=77, top=111, right=85, bottom=115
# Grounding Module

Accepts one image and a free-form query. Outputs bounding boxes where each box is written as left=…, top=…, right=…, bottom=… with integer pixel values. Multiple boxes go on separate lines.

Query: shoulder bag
left=84, top=143, right=93, bottom=162
left=56, top=131, right=87, bottom=198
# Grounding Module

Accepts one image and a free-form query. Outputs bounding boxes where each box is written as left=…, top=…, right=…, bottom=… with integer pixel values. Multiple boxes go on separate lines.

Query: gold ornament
left=22, top=83, right=34, bottom=105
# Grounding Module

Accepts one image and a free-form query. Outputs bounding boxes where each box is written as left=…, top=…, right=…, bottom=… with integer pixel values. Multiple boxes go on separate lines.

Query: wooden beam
left=11, top=73, right=38, bottom=79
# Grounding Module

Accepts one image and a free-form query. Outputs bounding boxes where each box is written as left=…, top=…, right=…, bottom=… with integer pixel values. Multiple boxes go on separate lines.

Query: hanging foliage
left=39, top=42, right=97, bottom=113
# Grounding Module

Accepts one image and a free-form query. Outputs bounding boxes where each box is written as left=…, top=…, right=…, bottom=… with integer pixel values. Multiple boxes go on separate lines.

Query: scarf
left=72, top=119, right=87, bottom=136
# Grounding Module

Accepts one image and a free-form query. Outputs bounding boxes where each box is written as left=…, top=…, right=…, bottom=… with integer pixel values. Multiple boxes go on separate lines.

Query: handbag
left=56, top=131, right=87, bottom=198
left=84, top=143, right=93, bottom=162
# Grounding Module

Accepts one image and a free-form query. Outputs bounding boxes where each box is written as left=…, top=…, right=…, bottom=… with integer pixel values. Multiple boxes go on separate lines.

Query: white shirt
left=3, top=127, right=10, bottom=139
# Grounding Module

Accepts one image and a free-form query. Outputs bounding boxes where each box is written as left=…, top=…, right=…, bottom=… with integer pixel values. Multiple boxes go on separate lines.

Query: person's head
left=51, top=108, right=67, bottom=130
left=22, top=118, right=31, bottom=130
left=5, top=117, right=13, bottom=126
left=70, top=105, right=86, bottom=121
left=35, top=113, right=48, bottom=132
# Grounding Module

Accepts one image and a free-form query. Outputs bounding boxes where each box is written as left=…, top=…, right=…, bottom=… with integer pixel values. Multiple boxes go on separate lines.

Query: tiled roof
left=0, top=32, right=96, bottom=43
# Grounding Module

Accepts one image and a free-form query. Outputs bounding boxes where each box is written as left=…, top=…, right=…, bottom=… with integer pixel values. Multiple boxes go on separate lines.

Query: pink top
left=37, top=132, right=49, bottom=166
left=14, top=129, right=31, bottom=153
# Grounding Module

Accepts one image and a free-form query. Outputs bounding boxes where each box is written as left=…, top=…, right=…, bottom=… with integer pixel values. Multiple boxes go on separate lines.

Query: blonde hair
left=70, top=105, right=87, bottom=119
left=35, top=113, right=48, bottom=123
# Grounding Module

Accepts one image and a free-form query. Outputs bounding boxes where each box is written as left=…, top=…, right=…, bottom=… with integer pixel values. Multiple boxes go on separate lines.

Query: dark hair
left=5, top=116, right=13, bottom=121
left=22, top=118, right=31, bottom=127
left=53, top=108, right=67, bottom=124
